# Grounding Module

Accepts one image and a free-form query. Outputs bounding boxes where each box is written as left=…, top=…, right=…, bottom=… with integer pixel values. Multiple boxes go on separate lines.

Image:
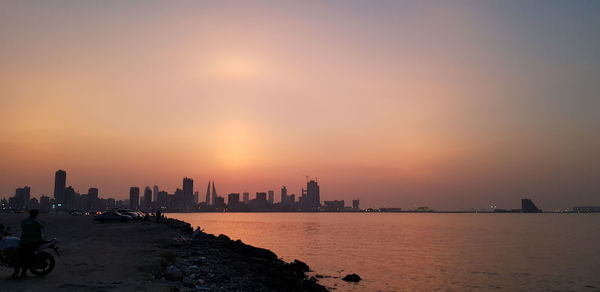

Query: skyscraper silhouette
left=211, top=181, right=218, bottom=206
left=268, top=190, right=274, bottom=204
left=64, top=186, right=75, bottom=209
left=183, top=177, right=194, bottom=209
left=54, top=169, right=66, bottom=204
left=144, top=186, right=152, bottom=209
left=88, top=187, right=99, bottom=210
left=153, top=185, right=159, bottom=202
left=13, top=186, right=30, bottom=210
left=228, top=193, right=240, bottom=208
left=281, top=186, right=288, bottom=205
left=129, top=187, right=140, bottom=210
left=352, top=199, right=360, bottom=210
left=300, top=180, right=320, bottom=211
left=205, top=181, right=211, bottom=205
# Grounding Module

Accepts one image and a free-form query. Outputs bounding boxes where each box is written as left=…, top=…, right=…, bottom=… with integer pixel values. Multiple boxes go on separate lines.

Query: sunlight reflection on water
left=168, top=213, right=600, bottom=291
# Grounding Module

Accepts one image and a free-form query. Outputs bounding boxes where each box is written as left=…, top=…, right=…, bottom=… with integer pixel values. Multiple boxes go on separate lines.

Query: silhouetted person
left=156, top=210, right=162, bottom=222
left=193, top=226, right=202, bottom=238
left=14, top=209, right=44, bottom=278
left=0, top=223, right=9, bottom=238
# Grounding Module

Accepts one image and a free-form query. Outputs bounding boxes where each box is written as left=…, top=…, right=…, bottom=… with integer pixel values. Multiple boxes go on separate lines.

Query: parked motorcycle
left=0, top=227, right=60, bottom=277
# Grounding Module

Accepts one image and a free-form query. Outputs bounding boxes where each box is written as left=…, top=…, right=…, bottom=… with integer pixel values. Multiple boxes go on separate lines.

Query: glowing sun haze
left=1, top=1, right=599, bottom=209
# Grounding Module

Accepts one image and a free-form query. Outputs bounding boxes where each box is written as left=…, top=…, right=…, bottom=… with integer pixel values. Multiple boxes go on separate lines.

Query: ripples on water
left=168, top=213, right=600, bottom=291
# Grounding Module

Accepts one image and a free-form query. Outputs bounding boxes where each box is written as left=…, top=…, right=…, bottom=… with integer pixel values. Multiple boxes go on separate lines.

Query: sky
left=1, top=0, right=599, bottom=210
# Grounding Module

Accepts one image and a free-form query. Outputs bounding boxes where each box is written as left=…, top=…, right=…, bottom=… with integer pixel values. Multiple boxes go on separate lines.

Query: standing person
left=14, top=209, right=44, bottom=278
left=156, top=210, right=162, bottom=222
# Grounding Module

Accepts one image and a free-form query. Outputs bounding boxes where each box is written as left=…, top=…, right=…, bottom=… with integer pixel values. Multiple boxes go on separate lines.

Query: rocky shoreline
left=147, top=217, right=329, bottom=291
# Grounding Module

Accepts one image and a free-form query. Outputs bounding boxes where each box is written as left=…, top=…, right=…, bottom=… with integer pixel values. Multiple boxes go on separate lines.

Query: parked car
left=93, top=211, right=132, bottom=223
left=116, top=209, right=142, bottom=220
left=69, top=210, right=84, bottom=216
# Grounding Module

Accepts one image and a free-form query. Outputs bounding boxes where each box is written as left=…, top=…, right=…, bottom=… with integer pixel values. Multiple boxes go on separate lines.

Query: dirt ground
left=0, top=213, right=180, bottom=292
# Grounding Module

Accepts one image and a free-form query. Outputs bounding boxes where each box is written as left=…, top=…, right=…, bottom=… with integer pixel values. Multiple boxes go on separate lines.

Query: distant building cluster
left=0, top=170, right=362, bottom=213
left=199, top=179, right=360, bottom=212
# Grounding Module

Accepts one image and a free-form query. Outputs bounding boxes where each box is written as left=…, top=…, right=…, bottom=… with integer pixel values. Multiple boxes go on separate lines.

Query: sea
left=167, top=213, right=600, bottom=292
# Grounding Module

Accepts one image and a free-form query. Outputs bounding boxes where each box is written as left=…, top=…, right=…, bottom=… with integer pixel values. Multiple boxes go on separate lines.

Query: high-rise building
left=267, top=190, right=274, bottom=204
left=352, top=199, right=360, bottom=210
left=13, top=186, right=30, bottom=210
left=153, top=185, right=159, bottom=202
left=174, top=188, right=184, bottom=207
left=129, top=187, right=140, bottom=210
left=324, top=200, right=344, bottom=211
left=243, top=192, right=250, bottom=203
left=28, top=198, right=39, bottom=210
left=144, top=186, right=152, bottom=209
left=183, top=177, right=194, bottom=208
left=88, top=188, right=99, bottom=210
left=280, top=186, right=288, bottom=204
left=64, top=186, right=76, bottom=210
left=228, top=193, right=240, bottom=208
left=256, top=192, right=267, bottom=202
left=157, top=191, right=168, bottom=208
left=301, top=180, right=320, bottom=211
left=39, top=195, right=50, bottom=212
left=54, top=170, right=67, bottom=204
left=23, top=186, right=31, bottom=209
left=211, top=181, right=218, bottom=206
left=214, top=196, right=226, bottom=208
left=205, top=181, right=211, bottom=205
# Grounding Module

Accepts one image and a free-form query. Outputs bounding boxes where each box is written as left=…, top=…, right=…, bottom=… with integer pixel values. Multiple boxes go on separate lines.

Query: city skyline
left=4, top=169, right=370, bottom=213
left=1, top=1, right=599, bottom=210
left=1, top=169, right=346, bottom=209
left=0, top=168, right=596, bottom=212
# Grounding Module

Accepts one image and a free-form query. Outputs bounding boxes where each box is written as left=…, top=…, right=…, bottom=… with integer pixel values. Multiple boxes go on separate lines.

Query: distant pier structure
left=521, top=198, right=542, bottom=213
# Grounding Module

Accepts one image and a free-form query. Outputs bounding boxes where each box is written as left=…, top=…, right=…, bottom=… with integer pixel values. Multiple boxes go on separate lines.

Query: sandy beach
left=0, top=213, right=326, bottom=292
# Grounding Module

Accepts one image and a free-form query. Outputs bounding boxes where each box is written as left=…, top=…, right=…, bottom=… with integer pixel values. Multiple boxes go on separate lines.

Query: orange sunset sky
left=1, top=1, right=599, bottom=209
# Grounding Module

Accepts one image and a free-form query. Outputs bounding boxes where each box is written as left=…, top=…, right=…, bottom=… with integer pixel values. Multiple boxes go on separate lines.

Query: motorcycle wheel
left=29, top=251, right=55, bottom=277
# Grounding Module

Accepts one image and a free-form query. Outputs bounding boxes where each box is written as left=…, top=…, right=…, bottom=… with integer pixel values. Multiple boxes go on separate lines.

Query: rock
left=217, top=234, right=230, bottom=241
left=164, top=266, right=184, bottom=282
left=290, top=259, right=310, bottom=272
left=193, top=257, right=206, bottom=265
left=342, top=273, right=361, bottom=282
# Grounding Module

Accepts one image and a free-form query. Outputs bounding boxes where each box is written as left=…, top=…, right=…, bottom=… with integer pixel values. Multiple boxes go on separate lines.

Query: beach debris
left=164, top=266, right=184, bottom=281
left=342, top=273, right=362, bottom=282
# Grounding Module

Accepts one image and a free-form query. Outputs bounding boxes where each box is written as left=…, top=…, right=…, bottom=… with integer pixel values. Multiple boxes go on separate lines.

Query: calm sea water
left=167, top=213, right=600, bottom=292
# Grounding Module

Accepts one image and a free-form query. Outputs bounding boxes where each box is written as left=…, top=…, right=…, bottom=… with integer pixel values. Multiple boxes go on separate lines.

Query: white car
left=116, top=209, right=142, bottom=219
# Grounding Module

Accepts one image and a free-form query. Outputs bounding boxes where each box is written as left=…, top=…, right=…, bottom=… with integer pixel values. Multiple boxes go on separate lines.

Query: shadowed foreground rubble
left=149, top=217, right=328, bottom=291
left=0, top=214, right=327, bottom=292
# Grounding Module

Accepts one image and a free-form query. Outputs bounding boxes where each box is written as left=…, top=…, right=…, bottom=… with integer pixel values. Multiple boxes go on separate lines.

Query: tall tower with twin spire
left=205, top=181, right=211, bottom=205
left=205, top=180, right=218, bottom=206
left=211, top=181, right=218, bottom=206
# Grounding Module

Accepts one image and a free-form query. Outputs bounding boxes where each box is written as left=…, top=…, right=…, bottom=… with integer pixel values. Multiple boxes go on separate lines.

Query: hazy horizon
left=1, top=1, right=599, bottom=210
